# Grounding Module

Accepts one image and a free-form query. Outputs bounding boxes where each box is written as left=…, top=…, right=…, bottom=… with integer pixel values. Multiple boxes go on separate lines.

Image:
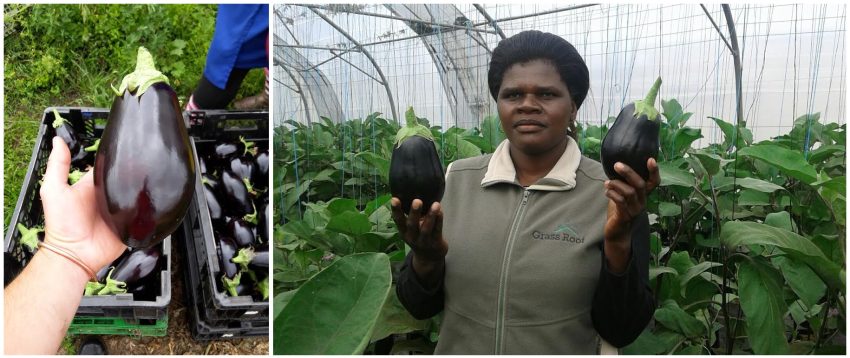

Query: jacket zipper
left=494, top=189, right=530, bottom=354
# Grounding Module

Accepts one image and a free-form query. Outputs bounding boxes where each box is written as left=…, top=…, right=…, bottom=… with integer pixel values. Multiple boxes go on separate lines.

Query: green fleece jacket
left=397, top=137, right=654, bottom=354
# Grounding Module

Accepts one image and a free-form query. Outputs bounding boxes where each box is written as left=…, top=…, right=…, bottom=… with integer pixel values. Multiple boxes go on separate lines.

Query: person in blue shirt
left=185, top=4, right=269, bottom=110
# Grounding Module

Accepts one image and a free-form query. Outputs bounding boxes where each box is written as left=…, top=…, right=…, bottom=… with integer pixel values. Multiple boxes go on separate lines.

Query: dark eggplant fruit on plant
left=389, top=107, right=445, bottom=214
left=93, top=47, right=195, bottom=248
left=601, top=77, right=663, bottom=181
left=97, top=246, right=162, bottom=295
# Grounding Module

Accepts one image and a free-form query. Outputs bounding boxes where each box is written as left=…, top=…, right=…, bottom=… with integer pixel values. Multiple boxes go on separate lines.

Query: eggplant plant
left=277, top=104, right=846, bottom=355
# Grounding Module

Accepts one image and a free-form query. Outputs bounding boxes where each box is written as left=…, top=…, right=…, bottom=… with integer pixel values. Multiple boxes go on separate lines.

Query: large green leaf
left=445, top=132, right=482, bottom=159
left=658, top=163, right=694, bottom=187
left=275, top=253, right=392, bottom=354
left=654, top=300, right=705, bottom=338
left=720, top=221, right=843, bottom=290
left=622, top=329, right=668, bottom=355
left=658, top=202, right=682, bottom=217
left=737, top=258, right=789, bottom=355
left=690, top=151, right=722, bottom=176
left=274, top=289, right=298, bottom=321
left=370, top=288, right=430, bottom=341
left=326, top=211, right=372, bottom=237
left=738, top=144, right=818, bottom=184
left=808, top=144, right=845, bottom=165
left=672, top=127, right=702, bottom=155
left=712, top=176, right=785, bottom=193
left=763, top=211, right=795, bottom=232
left=679, top=261, right=722, bottom=297
left=356, top=151, right=390, bottom=182
left=772, top=256, right=826, bottom=308
left=481, top=115, right=505, bottom=151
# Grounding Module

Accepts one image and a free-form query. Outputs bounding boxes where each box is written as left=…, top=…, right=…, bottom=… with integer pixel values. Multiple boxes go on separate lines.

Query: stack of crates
left=4, top=107, right=170, bottom=336
left=178, top=109, right=269, bottom=340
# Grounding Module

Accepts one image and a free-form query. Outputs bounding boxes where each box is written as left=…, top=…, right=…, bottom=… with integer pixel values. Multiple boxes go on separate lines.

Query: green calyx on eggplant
left=389, top=107, right=445, bottom=214
left=94, top=47, right=195, bottom=248
left=96, top=246, right=161, bottom=295
left=256, top=276, right=269, bottom=301
left=601, top=77, right=663, bottom=181
left=16, top=224, right=44, bottom=253
left=85, top=139, right=101, bottom=152
left=68, top=168, right=89, bottom=185
left=231, top=243, right=268, bottom=272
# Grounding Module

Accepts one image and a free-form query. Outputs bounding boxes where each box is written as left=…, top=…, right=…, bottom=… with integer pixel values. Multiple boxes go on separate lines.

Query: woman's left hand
left=603, top=158, right=661, bottom=245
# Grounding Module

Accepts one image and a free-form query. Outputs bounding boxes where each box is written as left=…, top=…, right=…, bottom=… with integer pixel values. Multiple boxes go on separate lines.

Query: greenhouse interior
left=274, top=3, right=846, bottom=355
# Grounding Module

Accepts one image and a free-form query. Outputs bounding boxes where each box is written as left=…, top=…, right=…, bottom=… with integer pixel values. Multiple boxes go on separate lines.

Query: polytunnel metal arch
left=277, top=4, right=750, bottom=131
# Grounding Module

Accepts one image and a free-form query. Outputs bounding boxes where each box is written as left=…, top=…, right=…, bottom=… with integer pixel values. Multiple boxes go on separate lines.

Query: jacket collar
left=481, top=136, right=582, bottom=191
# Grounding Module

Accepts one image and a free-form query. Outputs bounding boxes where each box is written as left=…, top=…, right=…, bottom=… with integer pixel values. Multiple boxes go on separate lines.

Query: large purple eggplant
left=93, top=47, right=195, bottom=248
left=97, top=246, right=161, bottom=295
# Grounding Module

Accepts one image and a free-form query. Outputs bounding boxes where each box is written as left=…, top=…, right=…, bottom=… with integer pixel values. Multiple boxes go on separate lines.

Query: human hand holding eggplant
left=602, top=158, right=660, bottom=273
left=390, top=198, right=447, bottom=289
left=40, top=136, right=127, bottom=279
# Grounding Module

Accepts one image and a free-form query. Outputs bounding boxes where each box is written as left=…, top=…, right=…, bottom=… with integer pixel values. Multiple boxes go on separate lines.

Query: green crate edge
left=67, top=315, right=168, bottom=337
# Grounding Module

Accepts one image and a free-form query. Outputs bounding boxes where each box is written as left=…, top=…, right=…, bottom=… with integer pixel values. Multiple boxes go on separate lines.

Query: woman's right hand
left=391, top=198, right=448, bottom=285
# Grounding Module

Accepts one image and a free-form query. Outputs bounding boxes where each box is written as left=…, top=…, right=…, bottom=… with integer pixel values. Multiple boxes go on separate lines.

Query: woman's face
left=496, top=59, right=576, bottom=156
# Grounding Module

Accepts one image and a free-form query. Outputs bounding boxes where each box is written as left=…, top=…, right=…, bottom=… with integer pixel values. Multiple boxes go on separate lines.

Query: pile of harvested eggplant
left=198, top=136, right=269, bottom=301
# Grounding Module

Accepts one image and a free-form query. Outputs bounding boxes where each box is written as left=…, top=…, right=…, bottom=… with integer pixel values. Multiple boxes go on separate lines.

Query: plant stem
left=814, top=291, right=833, bottom=351
left=703, top=172, right=733, bottom=355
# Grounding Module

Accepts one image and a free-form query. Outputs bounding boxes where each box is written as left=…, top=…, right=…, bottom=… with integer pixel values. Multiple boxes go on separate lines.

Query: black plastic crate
left=177, top=219, right=267, bottom=340
left=3, top=107, right=172, bottom=323
left=186, top=109, right=268, bottom=141
left=183, top=110, right=270, bottom=321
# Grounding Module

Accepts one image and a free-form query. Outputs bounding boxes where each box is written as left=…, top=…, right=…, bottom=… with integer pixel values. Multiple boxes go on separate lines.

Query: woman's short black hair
left=488, top=30, right=590, bottom=109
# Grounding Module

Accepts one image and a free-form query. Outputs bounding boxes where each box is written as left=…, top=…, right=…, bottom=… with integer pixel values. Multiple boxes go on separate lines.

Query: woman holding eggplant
left=392, top=30, right=661, bottom=354
left=4, top=138, right=126, bottom=354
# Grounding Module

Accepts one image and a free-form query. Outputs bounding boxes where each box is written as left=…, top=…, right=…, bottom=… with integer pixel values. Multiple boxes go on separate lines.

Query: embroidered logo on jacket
left=531, top=224, right=584, bottom=243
